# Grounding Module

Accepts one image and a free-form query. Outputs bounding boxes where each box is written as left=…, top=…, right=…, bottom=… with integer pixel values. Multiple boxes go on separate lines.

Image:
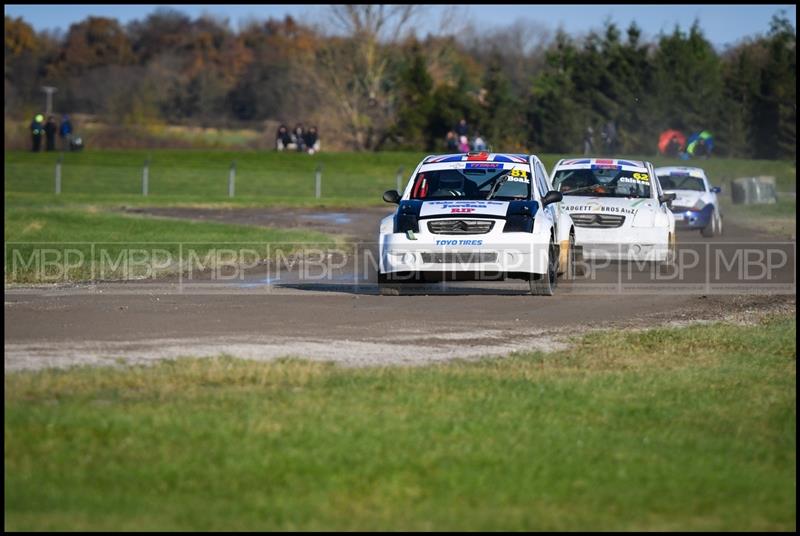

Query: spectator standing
left=665, top=135, right=681, bottom=157
left=455, top=118, right=469, bottom=138
left=44, top=116, right=57, bottom=151
left=59, top=115, right=73, bottom=151
left=275, top=124, right=292, bottom=151
left=292, top=123, right=306, bottom=152
left=304, top=126, right=321, bottom=154
left=583, top=125, right=594, bottom=155
left=445, top=131, right=458, bottom=152
left=472, top=132, right=487, bottom=151
left=30, top=114, right=44, bottom=152
left=458, top=135, right=470, bottom=153
left=601, top=120, right=617, bottom=153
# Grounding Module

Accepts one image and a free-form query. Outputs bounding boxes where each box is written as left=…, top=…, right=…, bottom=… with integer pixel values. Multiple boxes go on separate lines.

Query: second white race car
left=550, top=158, right=676, bottom=263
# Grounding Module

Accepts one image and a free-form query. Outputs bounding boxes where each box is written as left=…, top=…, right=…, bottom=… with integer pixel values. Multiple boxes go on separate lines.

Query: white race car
left=550, top=158, right=676, bottom=262
left=378, top=152, right=577, bottom=295
left=655, top=166, right=723, bottom=237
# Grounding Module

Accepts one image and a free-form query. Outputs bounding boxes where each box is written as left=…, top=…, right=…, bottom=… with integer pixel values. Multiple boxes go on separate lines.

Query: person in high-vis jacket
left=30, top=114, right=44, bottom=152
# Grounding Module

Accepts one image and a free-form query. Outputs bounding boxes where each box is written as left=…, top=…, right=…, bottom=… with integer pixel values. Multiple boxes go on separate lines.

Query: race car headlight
left=503, top=200, right=538, bottom=233
left=393, top=201, right=422, bottom=234
left=503, top=214, right=534, bottom=233
left=395, top=213, right=419, bottom=234
left=691, top=199, right=707, bottom=211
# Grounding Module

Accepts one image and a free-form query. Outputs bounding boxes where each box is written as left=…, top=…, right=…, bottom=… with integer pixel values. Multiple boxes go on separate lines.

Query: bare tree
left=312, top=5, right=420, bottom=150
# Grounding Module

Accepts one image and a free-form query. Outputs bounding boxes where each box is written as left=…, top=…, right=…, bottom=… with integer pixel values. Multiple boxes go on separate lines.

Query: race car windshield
left=658, top=174, right=705, bottom=191
left=409, top=167, right=531, bottom=201
left=553, top=168, right=652, bottom=198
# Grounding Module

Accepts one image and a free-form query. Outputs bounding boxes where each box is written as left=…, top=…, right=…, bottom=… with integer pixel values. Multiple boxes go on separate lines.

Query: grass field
left=5, top=150, right=796, bottom=282
left=4, top=207, right=332, bottom=283
left=4, top=313, right=795, bottom=531
left=5, top=150, right=796, bottom=207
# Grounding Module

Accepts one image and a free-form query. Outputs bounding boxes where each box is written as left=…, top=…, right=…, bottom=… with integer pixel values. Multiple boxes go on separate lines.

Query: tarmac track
left=4, top=207, right=795, bottom=371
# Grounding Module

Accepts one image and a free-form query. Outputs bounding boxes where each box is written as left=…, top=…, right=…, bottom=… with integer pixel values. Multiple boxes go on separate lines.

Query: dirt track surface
left=5, top=207, right=796, bottom=371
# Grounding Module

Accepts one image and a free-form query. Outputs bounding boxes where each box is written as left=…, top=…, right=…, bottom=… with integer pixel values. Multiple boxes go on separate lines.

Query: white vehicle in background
left=378, top=152, right=577, bottom=296
left=655, top=166, right=723, bottom=237
left=550, top=158, right=676, bottom=263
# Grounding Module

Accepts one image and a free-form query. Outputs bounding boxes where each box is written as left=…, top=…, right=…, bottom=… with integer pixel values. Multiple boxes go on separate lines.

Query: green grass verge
left=5, top=150, right=795, bottom=207
left=4, top=207, right=333, bottom=283
left=5, top=314, right=795, bottom=531
left=720, top=195, right=797, bottom=237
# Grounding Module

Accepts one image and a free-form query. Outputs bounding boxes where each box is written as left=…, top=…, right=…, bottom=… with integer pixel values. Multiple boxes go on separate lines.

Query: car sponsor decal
left=419, top=200, right=509, bottom=217
left=465, top=162, right=503, bottom=169
left=435, top=239, right=483, bottom=246
left=563, top=200, right=639, bottom=215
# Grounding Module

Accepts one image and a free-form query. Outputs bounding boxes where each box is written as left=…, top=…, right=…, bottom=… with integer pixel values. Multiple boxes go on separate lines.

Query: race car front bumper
left=670, top=204, right=714, bottom=230
left=573, top=227, right=670, bottom=262
left=379, top=232, right=550, bottom=277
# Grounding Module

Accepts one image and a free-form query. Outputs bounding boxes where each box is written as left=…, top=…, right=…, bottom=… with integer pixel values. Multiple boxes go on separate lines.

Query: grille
left=420, top=252, right=498, bottom=264
left=670, top=205, right=692, bottom=212
left=427, top=219, right=495, bottom=235
left=571, top=213, right=626, bottom=228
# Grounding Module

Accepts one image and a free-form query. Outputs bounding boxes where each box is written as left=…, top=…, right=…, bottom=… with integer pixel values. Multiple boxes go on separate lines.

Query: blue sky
left=4, top=4, right=796, bottom=48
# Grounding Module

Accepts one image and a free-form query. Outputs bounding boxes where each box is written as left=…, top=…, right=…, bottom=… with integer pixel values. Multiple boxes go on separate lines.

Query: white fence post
left=228, top=161, right=236, bottom=198
left=55, top=154, right=63, bottom=195
left=315, top=164, right=322, bottom=199
left=142, top=156, right=150, bottom=196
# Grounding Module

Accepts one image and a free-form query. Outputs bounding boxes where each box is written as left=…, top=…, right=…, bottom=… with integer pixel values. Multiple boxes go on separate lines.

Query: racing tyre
left=562, top=232, right=584, bottom=280
left=661, top=232, right=677, bottom=265
left=701, top=209, right=718, bottom=238
left=529, top=236, right=558, bottom=296
left=377, top=272, right=402, bottom=296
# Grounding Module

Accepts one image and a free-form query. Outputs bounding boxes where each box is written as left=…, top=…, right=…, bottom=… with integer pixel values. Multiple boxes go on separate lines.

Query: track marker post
left=55, top=153, right=63, bottom=195
left=315, top=164, right=322, bottom=199
left=142, top=155, right=150, bottom=196
left=229, top=161, right=236, bottom=198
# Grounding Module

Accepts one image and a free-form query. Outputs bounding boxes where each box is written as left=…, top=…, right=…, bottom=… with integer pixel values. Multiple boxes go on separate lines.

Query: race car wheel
left=377, top=272, right=402, bottom=296
left=662, top=232, right=677, bottom=265
left=701, top=209, right=718, bottom=237
left=529, top=235, right=558, bottom=296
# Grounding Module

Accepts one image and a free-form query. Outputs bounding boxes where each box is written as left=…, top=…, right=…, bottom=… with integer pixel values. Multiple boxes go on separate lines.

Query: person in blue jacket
left=59, top=115, right=73, bottom=151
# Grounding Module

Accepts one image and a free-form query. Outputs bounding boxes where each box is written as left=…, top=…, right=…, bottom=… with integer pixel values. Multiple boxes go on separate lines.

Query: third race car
left=655, top=166, right=723, bottom=237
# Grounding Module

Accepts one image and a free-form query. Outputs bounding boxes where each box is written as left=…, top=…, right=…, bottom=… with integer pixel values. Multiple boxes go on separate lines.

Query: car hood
left=663, top=189, right=704, bottom=207
left=560, top=196, right=657, bottom=216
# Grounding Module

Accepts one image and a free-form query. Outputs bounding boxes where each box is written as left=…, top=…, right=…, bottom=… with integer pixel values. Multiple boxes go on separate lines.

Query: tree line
left=4, top=6, right=796, bottom=158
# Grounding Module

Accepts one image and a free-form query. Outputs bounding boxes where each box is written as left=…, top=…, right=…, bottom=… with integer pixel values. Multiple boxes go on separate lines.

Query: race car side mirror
left=710, top=186, right=721, bottom=193
left=542, top=190, right=563, bottom=206
left=659, top=192, right=677, bottom=205
left=383, top=190, right=401, bottom=204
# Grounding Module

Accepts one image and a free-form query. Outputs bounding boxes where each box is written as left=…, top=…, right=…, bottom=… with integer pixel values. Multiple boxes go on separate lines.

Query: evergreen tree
left=391, top=42, right=434, bottom=149
left=751, top=13, right=796, bottom=159
left=481, top=55, right=520, bottom=151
